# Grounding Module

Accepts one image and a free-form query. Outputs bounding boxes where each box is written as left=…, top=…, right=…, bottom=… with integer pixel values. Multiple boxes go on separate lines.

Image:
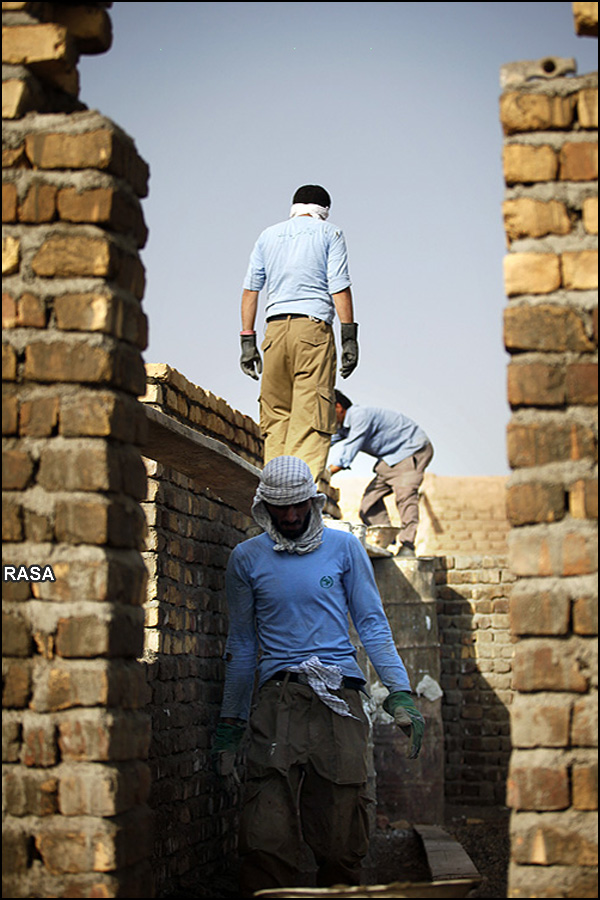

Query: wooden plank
left=141, top=405, right=261, bottom=513
left=414, top=825, right=481, bottom=883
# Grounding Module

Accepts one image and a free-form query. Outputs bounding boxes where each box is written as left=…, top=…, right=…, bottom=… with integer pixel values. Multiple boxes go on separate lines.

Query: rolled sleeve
left=326, top=229, right=351, bottom=295
left=243, top=238, right=266, bottom=292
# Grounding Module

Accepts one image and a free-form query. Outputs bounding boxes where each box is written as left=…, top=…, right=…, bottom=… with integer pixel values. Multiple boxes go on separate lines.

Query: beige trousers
left=259, top=317, right=337, bottom=480
left=239, top=680, right=370, bottom=897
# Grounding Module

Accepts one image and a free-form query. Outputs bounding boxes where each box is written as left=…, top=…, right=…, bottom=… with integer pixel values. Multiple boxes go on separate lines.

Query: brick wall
left=139, top=364, right=258, bottom=896
left=2, top=4, right=153, bottom=897
left=501, top=7, right=598, bottom=896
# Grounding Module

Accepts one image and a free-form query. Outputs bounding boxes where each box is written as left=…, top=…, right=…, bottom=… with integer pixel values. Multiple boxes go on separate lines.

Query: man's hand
left=240, top=333, right=263, bottom=380
left=340, top=323, right=359, bottom=379
left=383, top=691, right=425, bottom=759
left=211, top=720, right=246, bottom=779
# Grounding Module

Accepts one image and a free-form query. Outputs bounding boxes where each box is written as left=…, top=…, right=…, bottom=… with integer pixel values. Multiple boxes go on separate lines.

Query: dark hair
left=293, top=184, right=331, bottom=208
left=334, top=389, right=352, bottom=409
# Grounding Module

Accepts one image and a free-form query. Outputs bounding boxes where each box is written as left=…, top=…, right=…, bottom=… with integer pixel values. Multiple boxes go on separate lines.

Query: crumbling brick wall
left=501, top=5, right=598, bottom=896
left=3, top=4, right=153, bottom=897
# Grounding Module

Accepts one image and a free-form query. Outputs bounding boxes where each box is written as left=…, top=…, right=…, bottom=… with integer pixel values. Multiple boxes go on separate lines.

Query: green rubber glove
left=382, top=691, right=425, bottom=759
left=211, top=721, right=246, bottom=778
left=340, top=322, right=359, bottom=379
left=240, top=333, right=263, bottom=380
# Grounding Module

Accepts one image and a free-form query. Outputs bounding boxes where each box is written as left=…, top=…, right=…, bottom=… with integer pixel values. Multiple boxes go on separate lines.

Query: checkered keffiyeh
left=288, top=656, right=359, bottom=719
left=252, top=457, right=326, bottom=554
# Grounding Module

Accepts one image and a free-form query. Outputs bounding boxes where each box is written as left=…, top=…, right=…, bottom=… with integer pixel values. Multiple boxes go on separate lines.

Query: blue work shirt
left=329, top=405, right=430, bottom=470
left=221, top=527, right=411, bottom=720
left=243, top=216, right=351, bottom=325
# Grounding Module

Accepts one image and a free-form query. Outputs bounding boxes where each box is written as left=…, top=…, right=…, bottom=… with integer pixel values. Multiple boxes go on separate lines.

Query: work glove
left=211, top=721, right=246, bottom=781
left=340, top=323, right=359, bottom=379
left=382, top=691, right=425, bottom=759
left=240, top=333, right=263, bottom=380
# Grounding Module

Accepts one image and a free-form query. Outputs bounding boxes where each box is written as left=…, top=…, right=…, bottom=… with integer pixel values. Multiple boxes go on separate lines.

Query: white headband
left=290, top=202, right=330, bottom=221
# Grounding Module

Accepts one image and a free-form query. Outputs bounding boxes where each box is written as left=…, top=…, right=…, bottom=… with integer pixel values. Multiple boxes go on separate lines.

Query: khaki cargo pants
left=260, top=317, right=337, bottom=481
left=239, top=679, right=371, bottom=897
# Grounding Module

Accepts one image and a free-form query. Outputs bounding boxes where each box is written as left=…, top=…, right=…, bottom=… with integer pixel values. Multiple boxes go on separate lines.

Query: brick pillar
left=500, top=14, right=598, bottom=898
left=3, top=4, right=153, bottom=897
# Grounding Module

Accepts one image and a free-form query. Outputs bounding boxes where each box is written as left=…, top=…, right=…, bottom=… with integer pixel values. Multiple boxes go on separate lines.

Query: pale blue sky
left=79, top=2, right=597, bottom=478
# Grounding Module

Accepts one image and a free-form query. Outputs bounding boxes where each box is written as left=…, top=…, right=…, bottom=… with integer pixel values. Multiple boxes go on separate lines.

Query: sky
left=78, top=2, right=597, bottom=480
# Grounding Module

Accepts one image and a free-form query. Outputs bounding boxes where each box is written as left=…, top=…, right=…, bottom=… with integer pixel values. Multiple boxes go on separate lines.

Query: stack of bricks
left=3, top=4, right=153, bottom=897
left=501, top=5, right=598, bottom=897
left=435, top=556, right=515, bottom=807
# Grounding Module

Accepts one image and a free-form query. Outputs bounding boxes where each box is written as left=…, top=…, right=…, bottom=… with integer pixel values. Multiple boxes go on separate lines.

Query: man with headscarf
left=212, top=456, right=425, bottom=896
left=238, top=185, right=359, bottom=482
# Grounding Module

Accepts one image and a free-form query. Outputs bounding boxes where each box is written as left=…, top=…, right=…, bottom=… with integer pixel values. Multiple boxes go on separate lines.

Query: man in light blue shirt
left=329, top=390, right=434, bottom=557
left=212, top=456, right=424, bottom=895
left=238, top=185, right=359, bottom=481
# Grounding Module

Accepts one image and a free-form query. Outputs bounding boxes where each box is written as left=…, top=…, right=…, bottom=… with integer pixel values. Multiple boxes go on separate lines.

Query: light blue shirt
left=329, top=405, right=430, bottom=470
left=220, top=528, right=411, bottom=720
left=243, top=216, right=351, bottom=325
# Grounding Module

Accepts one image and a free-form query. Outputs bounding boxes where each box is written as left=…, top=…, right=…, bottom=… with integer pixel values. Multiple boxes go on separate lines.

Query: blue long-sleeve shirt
left=220, top=527, right=411, bottom=720
left=243, top=216, right=351, bottom=324
left=329, top=405, right=430, bottom=470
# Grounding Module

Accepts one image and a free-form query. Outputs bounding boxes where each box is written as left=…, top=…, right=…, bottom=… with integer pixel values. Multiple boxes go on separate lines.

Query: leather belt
left=268, top=671, right=365, bottom=691
left=266, top=313, right=322, bottom=322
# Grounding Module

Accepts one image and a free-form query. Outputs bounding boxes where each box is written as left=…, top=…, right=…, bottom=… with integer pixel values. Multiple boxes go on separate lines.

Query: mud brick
left=573, top=760, right=598, bottom=810
left=500, top=92, right=576, bottom=134
left=58, top=760, right=150, bottom=817
left=2, top=290, right=17, bottom=327
left=55, top=609, right=144, bottom=659
left=2, top=182, right=17, bottom=221
left=54, top=291, right=147, bottom=347
left=504, top=304, right=593, bottom=352
left=503, top=252, right=561, bottom=296
left=511, top=811, right=598, bottom=865
left=566, top=362, right=598, bottom=405
left=510, top=588, right=570, bottom=635
left=507, top=759, right=569, bottom=810
left=2, top=342, right=17, bottom=380
left=506, top=482, right=566, bottom=525
left=570, top=479, right=599, bottom=519
left=502, top=197, right=571, bottom=240
left=59, top=390, right=145, bottom=442
left=2, top=610, right=32, bottom=657
left=57, top=186, right=148, bottom=246
left=2, top=234, right=20, bottom=274
left=573, top=594, right=598, bottom=635
left=54, top=494, right=146, bottom=548
left=2, top=77, right=35, bottom=119
left=2, top=392, right=18, bottom=434
left=3, top=768, right=58, bottom=816
left=19, top=395, right=59, bottom=436
left=562, top=250, right=598, bottom=290
left=503, top=144, right=558, bottom=184
left=32, top=233, right=118, bottom=278
left=1, top=23, right=76, bottom=66
left=18, top=182, right=57, bottom=222
left=572, top=696, right=598, bottom=746
left=2, top=447, right=34, bottom=489
left=583, top=196, right=598, bottom=234
left=1, top=827, right=30, bottom=874
left=506, top=421, right=598, bottom=467
left=24, top=338, right=146, bottom=394
left=507, top=362, right=565, bottom=407
left=37, top=441, right=144, bottom=495
left=2, top=721, right=21, bottom=763
left=509, top=861, right=598, bottom=897
left=24, top=129, right=149, bottom=198
left=51, top=4, right=113, bottom=54
left=2, top=657, right=31, bottom=708
left=510, top=695, right=571, bottom=747
left=512, top=640, right=590, bottom=692
left=578, top=87, right=598, bottom=128
left=2, top=495, right=24, bottom=542
left=559, top=141, right=598, bottom=181
left=57, top=709, right=151, bottom=762
left=22, top=717, right=58, bottom=767
left=17, top=291, right=46, bottom=327
left=34, top=822, right=92, bottom=875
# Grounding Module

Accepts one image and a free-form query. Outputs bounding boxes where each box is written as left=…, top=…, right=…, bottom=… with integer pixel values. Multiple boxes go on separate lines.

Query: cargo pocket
left=314, top=387, right=336, bottom=435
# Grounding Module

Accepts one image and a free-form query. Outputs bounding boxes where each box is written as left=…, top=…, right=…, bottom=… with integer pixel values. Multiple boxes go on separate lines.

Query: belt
left=268, top=671, right=365, bottom=691
left=266, top=313, right=322, bottom=322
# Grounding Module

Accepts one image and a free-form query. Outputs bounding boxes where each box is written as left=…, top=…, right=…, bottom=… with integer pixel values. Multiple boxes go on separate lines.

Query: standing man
left=329, top=391, right=434, bottom=557
left=212, top=456, right=424, bottom=896
left=239, top=185, right=359, bottom=481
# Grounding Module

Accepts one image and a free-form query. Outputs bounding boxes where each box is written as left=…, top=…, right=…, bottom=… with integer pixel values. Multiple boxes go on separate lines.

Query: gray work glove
left=340, top=323, right=359, bottom=379
left=383, top=691, right=425, bottom=759
left=240, top=333, right=263, bottom=380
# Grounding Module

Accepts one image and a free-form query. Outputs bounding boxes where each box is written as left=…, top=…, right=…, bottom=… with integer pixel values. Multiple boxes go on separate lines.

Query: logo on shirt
left=320, top=575, right=334, bottom=589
